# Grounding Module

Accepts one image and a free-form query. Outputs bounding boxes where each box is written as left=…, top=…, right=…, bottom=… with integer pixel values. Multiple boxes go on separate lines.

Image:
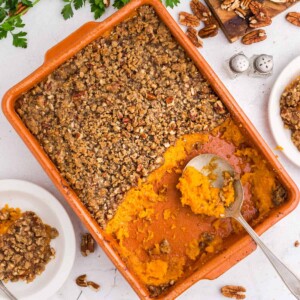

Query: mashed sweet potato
left=177, top=167, right=235, bottom=218
left=105, top=117, right=285, bottom=293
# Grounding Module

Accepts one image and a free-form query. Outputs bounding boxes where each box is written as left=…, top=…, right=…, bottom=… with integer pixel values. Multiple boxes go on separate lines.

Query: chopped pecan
left=190, top=0, right=212, bottom=22
left=221, top=0, right=240, bottom=11
left=186, top=27, right=203, bottom=48
left=146, top=93, right=157, bottom=100
left=179, top=12, right=200, bottom=27
left=81, top=233, right=95, bottom=257
left=76, top=274, right=88, bottom=287
left=221, top=285, right=246, bottom=299
left=241, top=29, right=267, bottom=45
left=240, top=0, right=252, bottom=10
left=213, top=101, right=226, bottom=114
left=234, top=7, right=247, bottom=19
left=87, top=281, right=101, bottom=291
left=198, top=24, right=218, bottom=38
left=286, top=12, right=300, bottom=27
left=159, top=239, right=171, bottom=254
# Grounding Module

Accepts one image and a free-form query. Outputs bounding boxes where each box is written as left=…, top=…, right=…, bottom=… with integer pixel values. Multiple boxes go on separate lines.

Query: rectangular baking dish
left=2, top=0, right=299, bottom=299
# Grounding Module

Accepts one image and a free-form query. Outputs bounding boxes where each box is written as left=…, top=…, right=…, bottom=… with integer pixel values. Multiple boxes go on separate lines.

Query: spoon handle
left=235, top=214, right=300, bottom=300
left=0, top=281, right=17, bottom=300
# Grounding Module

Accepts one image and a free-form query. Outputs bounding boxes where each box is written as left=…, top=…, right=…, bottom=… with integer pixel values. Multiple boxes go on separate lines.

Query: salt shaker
left=226, top=52, right=250, bottom=79
left=248, top=54, right=273, bottom=78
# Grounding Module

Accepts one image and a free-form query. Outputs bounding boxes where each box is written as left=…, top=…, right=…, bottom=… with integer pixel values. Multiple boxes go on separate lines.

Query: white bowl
left=0, top=180, right=76, bottom=300
left=269, top=56, right=300, bottom=167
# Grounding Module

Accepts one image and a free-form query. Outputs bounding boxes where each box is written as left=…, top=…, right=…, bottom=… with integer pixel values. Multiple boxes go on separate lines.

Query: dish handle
left=44, top=22, right=102, bottom=62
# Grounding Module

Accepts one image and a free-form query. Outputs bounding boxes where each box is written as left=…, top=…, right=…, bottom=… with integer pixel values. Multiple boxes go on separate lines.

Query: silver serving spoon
left=0, top=281, right=17, bottom=300
left=186, top=154, right=300, bottom=299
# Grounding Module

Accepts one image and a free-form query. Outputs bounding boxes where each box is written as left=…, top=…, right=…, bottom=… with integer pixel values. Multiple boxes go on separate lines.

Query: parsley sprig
left=0, top=0, right=39, bottom=48
left=0, top=0, right=182, bottom=48
left=61, top=0, right=181, bottom=20
left=61, top=0, right=106, bottom=20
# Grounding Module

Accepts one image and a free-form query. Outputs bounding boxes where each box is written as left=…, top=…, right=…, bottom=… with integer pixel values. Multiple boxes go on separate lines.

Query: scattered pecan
left=87, top=281, right=101, bottom=291
left=198, top=23, right=218, bottom=38
left=76, top=274, right=88, bottom=287
left=249, top=16, right=272, bottom=28
left=234, top=7, right=247, bottom=19
left=221, top=0, right=240, bottom=11
left=241, top=29, right=267, bottom=45
left=190, top=0, right=212, bottom=22
left=240, top=0, right=252, bottom=10
left=295, top=240, right=300, bottom=247
left=179, top=12, right=200, bottom=27
left=221, top=285, right=246, bottom=299
left=186, top=27, right=203, bottom=48
left=286, top=12, right=300, bottom=27
left=76, top=275, right=100, bottom=291
left=249, top=1, right=272, bottom=28
left=81, top=233, right=95, bottom=257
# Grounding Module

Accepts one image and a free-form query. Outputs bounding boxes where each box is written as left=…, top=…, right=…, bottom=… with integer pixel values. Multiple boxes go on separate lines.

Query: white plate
left=0, top=180, right=76, bottom=300
left=269, top=56, right=300, bottom=167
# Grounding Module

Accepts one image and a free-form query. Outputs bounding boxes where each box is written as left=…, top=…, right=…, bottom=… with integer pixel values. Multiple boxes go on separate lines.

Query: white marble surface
left=0, top=1, right=300, bottom=299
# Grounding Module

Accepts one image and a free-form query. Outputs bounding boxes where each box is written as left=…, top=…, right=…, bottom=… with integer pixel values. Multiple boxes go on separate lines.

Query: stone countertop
left=0, top=1, right=299, bottom=299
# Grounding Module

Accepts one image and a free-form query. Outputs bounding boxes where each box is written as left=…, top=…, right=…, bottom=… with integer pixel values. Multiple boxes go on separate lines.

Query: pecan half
left=190, top=0, right=212, bottom=22
left=249, top=16, right=272, bottom=28
left=87, top=281, right=101, bottom=292
left=234, top=7, right=247, bottom=19
left=179, top=12, right=200, bottom=27
left=249, top=1, right=272, bottom=28
left=286, top=12, right=300, bottom=27
left=186, top=27, right=203, bottom=48
left=241, top=29, right=267, bottom=45
left=198, top=23, right=219, bottom=38
left=81, top=233, right=95, bottom=257
left=221, top=285, right=246, bottom=299
left=269, top=0, right=287, bottom=2
left=221, top=0, right=240, bottom=11
left=240, top=0, right=252, bottom=10
left=295, top=240, right=300, bottom=247
left=76, top=274, right=88, bottom=287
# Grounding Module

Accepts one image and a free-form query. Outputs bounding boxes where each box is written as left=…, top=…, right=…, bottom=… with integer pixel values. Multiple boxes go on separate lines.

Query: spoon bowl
left=185, top=154, right=244, bottom=218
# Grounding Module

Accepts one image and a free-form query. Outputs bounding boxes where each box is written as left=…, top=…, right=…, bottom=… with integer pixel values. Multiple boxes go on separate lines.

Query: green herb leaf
left=113, top=0, right=130, bottom=9
left=0, top=27, right=7, bottom=39
left=12, top=30, right=27, bottom=47
left=5, top=0, right=18, bottom=11
left=61, top=3, right=74, bottom=19
left=14, top=15, right=25, bottom=27
left=89, top=0, right=105, bottom=19
left=21, top=0, right=33, bottom=6
left=0, top=7, right=7, bottom=23
left=74, top=0, right=85, bottom=9
left=165, top=0, right=180, bottom=8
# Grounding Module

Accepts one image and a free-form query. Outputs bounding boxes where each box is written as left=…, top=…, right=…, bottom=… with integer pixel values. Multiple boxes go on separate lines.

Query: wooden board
left=204, top=0, right=299, bottom=42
